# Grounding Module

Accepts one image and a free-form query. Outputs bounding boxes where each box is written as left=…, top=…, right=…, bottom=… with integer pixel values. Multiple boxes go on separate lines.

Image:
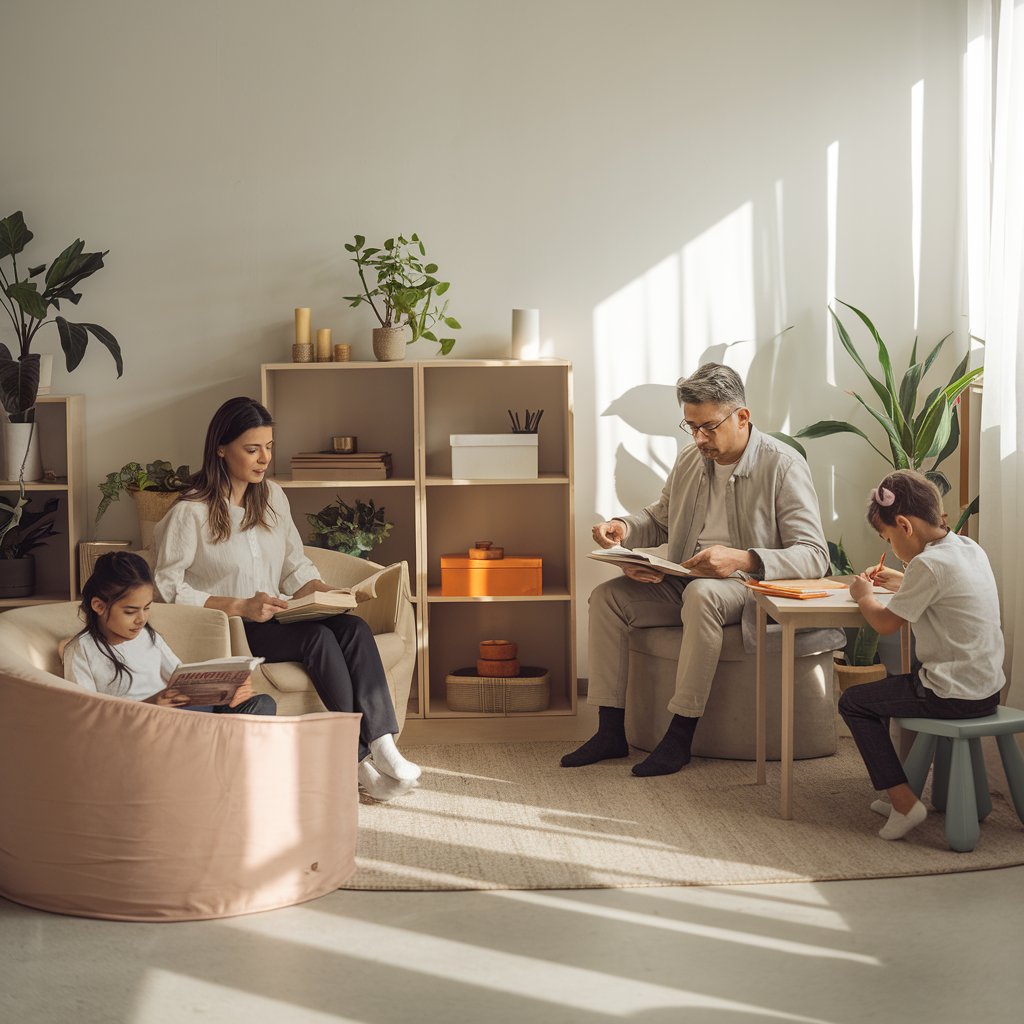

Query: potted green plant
left=781, top=300, right=983, bottom=532
left=343, top=233, right=460, bottom=360
left=0, top=211, right=123, bottom=482
left=96, top=460, right=191, bottom=548
left=306, top=496, right=393, bottom=558
left=0, top=489, right=59, bottom=598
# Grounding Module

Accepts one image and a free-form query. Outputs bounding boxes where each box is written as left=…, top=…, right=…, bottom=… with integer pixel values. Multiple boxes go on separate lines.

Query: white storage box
left=450, top=433, right=539, bottom=479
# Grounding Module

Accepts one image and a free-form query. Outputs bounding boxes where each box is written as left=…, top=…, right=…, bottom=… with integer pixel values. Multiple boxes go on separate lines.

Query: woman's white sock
left=358, top=759, right=400, bottom=801
left=879, top=800, right=927, bottom=840
left=369, top=733, right=421, bottom=782
left=869, top=799, right=892, bottom=816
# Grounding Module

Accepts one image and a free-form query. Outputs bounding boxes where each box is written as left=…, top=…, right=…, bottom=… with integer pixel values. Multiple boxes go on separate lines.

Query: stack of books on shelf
left=290, top=451, right=393, bottom=481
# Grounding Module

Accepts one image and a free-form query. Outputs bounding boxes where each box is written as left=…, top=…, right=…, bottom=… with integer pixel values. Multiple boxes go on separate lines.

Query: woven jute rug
left=342, top=739, right=1024, bottom=890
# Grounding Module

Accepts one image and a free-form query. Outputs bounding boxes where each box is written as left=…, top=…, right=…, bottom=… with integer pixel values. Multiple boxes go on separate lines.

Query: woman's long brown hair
left=183, top=397, right=277, bottom=542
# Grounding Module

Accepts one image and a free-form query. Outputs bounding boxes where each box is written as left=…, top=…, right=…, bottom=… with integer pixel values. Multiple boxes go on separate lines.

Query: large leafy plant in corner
left=0, top=210, right=123, bottom=424
left=784, top=300, right=983, bottom=533
left=343, top=233, right=461, bottom=355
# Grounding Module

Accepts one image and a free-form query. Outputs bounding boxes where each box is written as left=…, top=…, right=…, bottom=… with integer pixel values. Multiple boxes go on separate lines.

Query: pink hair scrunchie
left=870, top=486, right=896, bottom=506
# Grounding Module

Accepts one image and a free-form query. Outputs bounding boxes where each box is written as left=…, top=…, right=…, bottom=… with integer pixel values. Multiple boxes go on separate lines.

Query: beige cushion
left=0, top=602, right=359, bottom=922
left=625, top=623, right=837, bottom=760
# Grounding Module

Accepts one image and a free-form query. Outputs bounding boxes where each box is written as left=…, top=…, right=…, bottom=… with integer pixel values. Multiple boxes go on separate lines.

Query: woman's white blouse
left=153, top=481, right=321, bottom=606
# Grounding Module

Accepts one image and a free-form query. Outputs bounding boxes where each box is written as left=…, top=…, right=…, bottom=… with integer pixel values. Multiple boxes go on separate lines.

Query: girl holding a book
left=66, top=550, right=275, bottom=715
left=841, top=470, right=1004, bottom=840
left=153, top=396, right=420, bottom=800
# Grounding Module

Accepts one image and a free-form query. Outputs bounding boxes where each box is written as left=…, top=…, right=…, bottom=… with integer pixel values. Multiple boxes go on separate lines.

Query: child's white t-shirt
left=886, top=532, right=1004, bottom=700
left=64, top=629, right=181, bottom=702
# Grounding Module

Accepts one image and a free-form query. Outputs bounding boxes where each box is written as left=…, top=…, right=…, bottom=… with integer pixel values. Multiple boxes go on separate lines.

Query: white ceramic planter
left=2, top=422, right=42, bottom=482
left=37, top=354, right=54, bottom=396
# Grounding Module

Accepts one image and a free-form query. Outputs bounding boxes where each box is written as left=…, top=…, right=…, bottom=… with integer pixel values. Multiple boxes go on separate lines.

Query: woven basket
left=445, top=666, right=550, bottom=713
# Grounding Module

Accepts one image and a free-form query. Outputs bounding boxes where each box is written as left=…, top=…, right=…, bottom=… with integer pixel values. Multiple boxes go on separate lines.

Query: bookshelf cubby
left=261, top=359, right=580, bottom=741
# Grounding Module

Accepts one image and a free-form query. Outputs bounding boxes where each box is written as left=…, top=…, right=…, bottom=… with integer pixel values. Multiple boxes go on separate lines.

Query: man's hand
left=239, top=592, right=290, bottom=622
left=622, top=565, right=665, bottom=584
left=682, top=545, right=756, bottom=578
left=848, top=572, right=873, bottom=602
left=146, top=686, right=190, bottom=707
left=592, top=520, right=627, bottom=549
left=229, top=675, right=255, bottom=708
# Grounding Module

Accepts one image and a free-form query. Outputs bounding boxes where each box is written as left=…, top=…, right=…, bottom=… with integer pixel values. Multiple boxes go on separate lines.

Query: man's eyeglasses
left=680, top=407, right=740, bottom=438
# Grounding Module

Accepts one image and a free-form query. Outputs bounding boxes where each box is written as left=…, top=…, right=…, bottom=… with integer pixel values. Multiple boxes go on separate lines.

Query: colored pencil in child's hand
left=871, top=551, right=886, bottom=579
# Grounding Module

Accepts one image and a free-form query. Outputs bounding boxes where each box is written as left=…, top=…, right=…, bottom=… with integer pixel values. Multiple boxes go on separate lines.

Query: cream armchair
left=0, top=601, right=360, bottom=922
left=230, top=547, right=416, bottom=729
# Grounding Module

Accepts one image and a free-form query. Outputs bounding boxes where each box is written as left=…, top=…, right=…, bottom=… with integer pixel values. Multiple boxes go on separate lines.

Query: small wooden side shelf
left=261, top=360, right=579, bottom=741
left=0, top=395, right=86, bottom=607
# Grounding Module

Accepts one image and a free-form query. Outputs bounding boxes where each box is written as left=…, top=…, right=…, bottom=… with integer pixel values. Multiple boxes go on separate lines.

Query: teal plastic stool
left=895, top=707, right=1024, bottom=852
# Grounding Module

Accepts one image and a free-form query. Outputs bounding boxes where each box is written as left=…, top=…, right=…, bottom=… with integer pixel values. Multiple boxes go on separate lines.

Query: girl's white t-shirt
left=886, top=531, right=1005, bottom=700
left=64, top=629, right=181, bottom=702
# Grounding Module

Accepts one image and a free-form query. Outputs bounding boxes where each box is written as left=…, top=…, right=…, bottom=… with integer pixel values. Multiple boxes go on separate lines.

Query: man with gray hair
left=563, top=362, right=830, bottom=776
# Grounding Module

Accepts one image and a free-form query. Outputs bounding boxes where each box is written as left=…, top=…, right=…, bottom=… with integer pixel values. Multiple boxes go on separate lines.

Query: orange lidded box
left=440, top=555, right=543, bottom=597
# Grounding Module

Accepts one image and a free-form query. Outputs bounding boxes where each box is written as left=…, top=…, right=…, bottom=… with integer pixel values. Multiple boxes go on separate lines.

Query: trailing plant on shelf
left=0, top=210, right=123, bottom=427
left=343, top=233, right=461, bottom=355
left=96, top=460, right=191, bottom=524
left=777, top=300, right=983, bottom=534
left=306, top=496, right=393, bottom=559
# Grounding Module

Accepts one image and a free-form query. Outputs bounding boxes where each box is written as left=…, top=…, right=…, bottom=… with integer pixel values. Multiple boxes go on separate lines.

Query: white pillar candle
left=511, top=308, right=540, bottom=360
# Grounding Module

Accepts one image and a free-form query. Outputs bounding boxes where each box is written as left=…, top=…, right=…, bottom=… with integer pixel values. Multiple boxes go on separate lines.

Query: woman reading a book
left=154, top=397, right=420, bottom=799
left=66, top=550, right=276, bottom=715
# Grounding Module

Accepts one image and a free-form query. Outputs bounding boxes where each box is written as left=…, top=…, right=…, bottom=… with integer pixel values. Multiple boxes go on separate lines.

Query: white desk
left=751, top=588, right=911, bottom=819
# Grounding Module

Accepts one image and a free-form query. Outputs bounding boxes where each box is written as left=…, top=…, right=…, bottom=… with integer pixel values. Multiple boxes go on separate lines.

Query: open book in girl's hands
left=273, top=570, right=382, bottom=624
left=167, top=656, right=265, bottom=707
left=588, top=546, right=693, bottom=578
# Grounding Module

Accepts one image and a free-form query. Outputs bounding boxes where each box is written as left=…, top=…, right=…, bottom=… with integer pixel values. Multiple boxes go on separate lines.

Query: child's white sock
left=369, top=733, right=421, bottom=782
left=878, top=800, right=927, bottom=840
left=358, top=758, right=401, bottom=801
left=869, top=799, right=892, bottom=816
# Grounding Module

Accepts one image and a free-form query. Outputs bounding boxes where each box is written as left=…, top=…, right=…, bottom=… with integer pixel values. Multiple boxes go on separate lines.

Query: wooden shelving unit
left=0, top=395, right=85, bottom=607
left=261, top=359, right=581, bottom=742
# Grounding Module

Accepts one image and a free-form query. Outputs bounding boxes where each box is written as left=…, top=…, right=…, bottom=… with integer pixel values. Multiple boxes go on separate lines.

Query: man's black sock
left=631, top=714, right=699, bottom=777
left=560, top=706, right=629, bottom=767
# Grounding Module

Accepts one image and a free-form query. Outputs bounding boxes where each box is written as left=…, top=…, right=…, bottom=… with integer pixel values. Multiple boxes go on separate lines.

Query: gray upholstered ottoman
left=623, top=623, right=838, bottom=760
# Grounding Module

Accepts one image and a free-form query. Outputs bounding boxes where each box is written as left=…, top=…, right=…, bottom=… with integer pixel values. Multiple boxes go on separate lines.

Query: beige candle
left=333, top=343, right=351, bottom=362
left=294, top=307, right=311, bottom=346
left=316, top=327, right=332, bottom=362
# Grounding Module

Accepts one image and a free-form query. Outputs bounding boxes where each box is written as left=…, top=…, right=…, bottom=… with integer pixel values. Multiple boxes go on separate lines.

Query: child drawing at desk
left=840, top=470, right=1004, bottom=840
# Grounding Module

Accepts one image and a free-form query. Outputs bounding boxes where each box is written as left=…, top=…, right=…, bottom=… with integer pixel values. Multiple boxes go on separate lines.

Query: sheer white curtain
left=966, top=0, right=1024, bottom=706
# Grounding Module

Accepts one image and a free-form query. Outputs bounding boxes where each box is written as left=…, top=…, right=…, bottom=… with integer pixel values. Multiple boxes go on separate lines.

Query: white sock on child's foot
left=369, top=733, right=421, bottom=781
left=879, top=800, right=927, bottom=840
left=870, top=799, right=892, bottom=817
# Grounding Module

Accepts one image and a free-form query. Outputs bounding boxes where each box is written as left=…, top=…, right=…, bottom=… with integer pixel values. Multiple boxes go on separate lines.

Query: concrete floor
left=2, top=867, right=1022, bottom=1024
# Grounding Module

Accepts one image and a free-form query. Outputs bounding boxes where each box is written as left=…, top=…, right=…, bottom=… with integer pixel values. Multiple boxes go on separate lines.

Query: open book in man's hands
left=588, top=546, right=693, bottom=578
left=273, top=569, right=382, bottom=624
left=167, top=656, right=265, bottom=707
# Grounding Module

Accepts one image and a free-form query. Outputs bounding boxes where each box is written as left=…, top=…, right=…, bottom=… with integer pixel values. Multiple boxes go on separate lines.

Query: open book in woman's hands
left=588, top=546, right=693, bottom=577
left=273, top=570, right=383, bottom=624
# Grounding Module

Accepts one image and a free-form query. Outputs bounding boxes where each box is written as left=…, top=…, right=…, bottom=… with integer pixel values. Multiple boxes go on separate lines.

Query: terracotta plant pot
left=372, top=326, right=408, bottom=362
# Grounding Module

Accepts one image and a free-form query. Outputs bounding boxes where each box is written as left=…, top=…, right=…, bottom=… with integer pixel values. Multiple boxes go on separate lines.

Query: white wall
left=1, top=1, right=967, bottom=674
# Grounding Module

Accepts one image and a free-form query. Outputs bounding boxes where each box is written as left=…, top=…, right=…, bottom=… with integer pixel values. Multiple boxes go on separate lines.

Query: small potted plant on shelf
left=96, top=460, right=191, bottom=548
left=343, top=233, right=461, bottom=360
left=0, top=490, right=59, bottom=598
left=0, top=210, right=124, bottom=483
left=306, top=496, right=393, bottom=559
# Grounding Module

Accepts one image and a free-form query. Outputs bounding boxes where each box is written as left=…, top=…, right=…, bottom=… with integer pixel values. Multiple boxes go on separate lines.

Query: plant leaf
left=56, top=317, right=89, bottom=372
left=0, top=353, right=40, bottom=418
left=434, top=281, right=450, bottom=296
left=6, top=281, right=49, bottom=320
left=767, top=431, right=806, bottom=458
left=954, top=495, right=979, bottom=534
left=444, top=316, right=462, bottom=329
left=925, top=470, right=951, bottom=495
left=828, top=306, right=896, bottom=422
left=795, top=418, right=895, bottom=466
left=0, top=211, right=32, bottom=259
left=84, top=323, right=124, bottom=377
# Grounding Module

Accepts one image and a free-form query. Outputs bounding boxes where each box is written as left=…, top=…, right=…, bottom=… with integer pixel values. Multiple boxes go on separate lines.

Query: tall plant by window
left=782, top=300, right=983, bottom=532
